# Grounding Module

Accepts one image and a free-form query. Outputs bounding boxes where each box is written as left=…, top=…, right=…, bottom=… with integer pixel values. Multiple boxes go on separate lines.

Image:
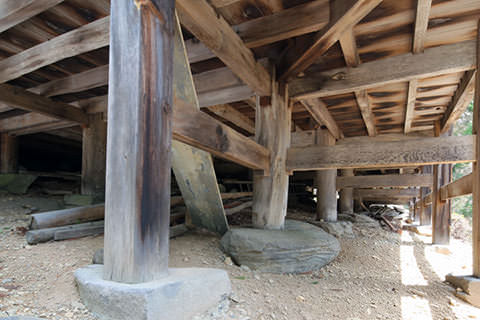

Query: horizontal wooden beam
left=337, top=174, right=433, bottom=189
left=290, top=40, right=477, bottom=100
left=440, top=173, right=472, bottom=201
left=0, top=16, right=109, bottom=84
left=287, top=135, right=476, bottom=171
left=0, top=0, right=64, bottom=33
left=355, top=188, right=419, bottom=200
left=0, top=84, right=88, bottom=124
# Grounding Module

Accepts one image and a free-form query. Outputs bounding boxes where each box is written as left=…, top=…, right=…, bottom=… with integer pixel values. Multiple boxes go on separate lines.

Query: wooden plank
left=287, top=135, right=476, bottom=171
left=440, top=173, right=472, bottom=200
left=354, top=188, right=419, bottom=199
left=354, top=90, right=376, bottom=136
left=404, top=79, right=418, bottom=133
left=0, top=0, right=64, bottom=33
left=0, top=84, right=88, bottom=124
left=171, top=15, right=229, bottom=235
left=300, top=99, right=343, bottom=140
left=176, top=0, right=271, bottom=96
left=207, top=104, right=255, bottom=134
left=279, top=0, right=382, bottom=80
left=412, top=0, right=432, bottom=54
left=290, top=40, right=477, bottom=100
left=473, top=21, right=480, bottom=277
left=0, top=16, right=109, bottom=84
left=104, top=0, right=173, bottom=283
left=440, top=70, right=476, bottom=133
left=337, top=174, right=433, bottom=189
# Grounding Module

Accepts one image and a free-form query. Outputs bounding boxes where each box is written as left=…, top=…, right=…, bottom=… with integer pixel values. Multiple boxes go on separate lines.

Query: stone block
left=316, top=221, right=354, bottom=238
left=0, top=174, right=37, bottom=194
left=446, top=274, right=480, bottom=307
left=75, top=265, right=231, bottom=320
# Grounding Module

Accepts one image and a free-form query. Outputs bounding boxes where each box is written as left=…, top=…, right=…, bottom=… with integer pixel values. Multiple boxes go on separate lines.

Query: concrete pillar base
left=75, top=265, right=231, bottom=320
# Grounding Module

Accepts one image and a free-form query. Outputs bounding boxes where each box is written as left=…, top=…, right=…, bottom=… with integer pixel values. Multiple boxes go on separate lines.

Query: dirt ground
left=0, top=192, right=480, bottom=320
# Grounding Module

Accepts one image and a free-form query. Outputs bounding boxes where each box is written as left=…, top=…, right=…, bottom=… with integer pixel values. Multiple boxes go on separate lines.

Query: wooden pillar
left=0, top=133, right=18, bottom=173
left=252, top=70, right=291, bottom=230
left=472, top=21, right=480, bottom=277
left=81, top=114, right=107, bottom=196
left=339, top=169, right=354, bottom=214
left=432, top=123, right=451, bottom=244
left=103, top=0, right=174, bottom=283
left=316, top=129, right=337, bottom=222
left=420, top=165, right=432, bottom=225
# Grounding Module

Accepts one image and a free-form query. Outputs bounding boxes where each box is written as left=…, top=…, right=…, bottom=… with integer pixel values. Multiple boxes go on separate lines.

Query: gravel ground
left=0, top=192, right=479, bottom=320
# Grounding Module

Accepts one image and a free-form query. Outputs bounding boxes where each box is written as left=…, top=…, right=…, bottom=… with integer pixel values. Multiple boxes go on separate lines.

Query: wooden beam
left=279, top=0, right=382, bottom=80
left=300, top=99, right=343, bottom=140
left=287, top=135, right=476, bottom=171
left=354, top=90, right=376, bottom=136
left=440, top=70, right=476, bottom=133
left=176, top=0, right=271, bottom=96
left=207, top=104, right=255, bottom=134
left=473, top=21, right=480, bottom=277
left=404, top=79, right=418, bottom=133
left=290, top=40, right=477, bottom=100
left=0, top=0, right=64, bottom=33
left=337, top=174, right=433, bottom=189
left=0, top=84, right=88, bottom=124
left=354, top=188, right=419, bottom=200
left=440, top=173, right=472, bottom=200
left=412, top=0, right=432, bottom=54
left=0, top=16, right=109, bottom=84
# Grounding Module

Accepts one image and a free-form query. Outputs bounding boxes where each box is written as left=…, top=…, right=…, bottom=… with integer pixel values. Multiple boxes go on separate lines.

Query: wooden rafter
left=0, top=0, right=64, bottom=33
left=176, top=0, right=271, bottom=96
left=290, top=40, right=477, bottom=100
left=300, top=99, right=343, bottom=140
left=279, top=0, right=382, bottom=81
left=207, top=104, right=255, bottom=135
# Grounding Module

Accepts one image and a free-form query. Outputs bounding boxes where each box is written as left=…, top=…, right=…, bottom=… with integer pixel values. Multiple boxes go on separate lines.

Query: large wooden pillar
left=316, top=129, right=337, bottom=222
left=0, top=133, right=18, bottom=173
left=252, top=70, right=291, bottom=230
left=103, top=0, right=174, bottom=283
left=472, top=21, right=480, bottom=277
left=81, top=114, right=107, bottom=197
left=339, top=169, right=354, bottom=214
left=420, top=165, right=432, bottom=225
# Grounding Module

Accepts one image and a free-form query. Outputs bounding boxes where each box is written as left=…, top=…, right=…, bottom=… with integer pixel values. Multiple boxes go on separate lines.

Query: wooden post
left=81, top=114, right=107, bottom=197
left=472, top=20, right=480, bottom=277
left=252, top=69, right=291, bottom=230
left=432, top=123, right=451, bottom=244
left=420, top=165, right=432, bottom=225
left=0, top=133, right=18, bottom=173
left=316, top=129, right=337, bottom=222
left=339, top=168, right=354, bottom=214
left=103, top=0, right=174, bottom=283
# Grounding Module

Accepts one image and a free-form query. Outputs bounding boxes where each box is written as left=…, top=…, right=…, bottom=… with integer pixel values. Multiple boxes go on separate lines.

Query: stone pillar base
left=446, top=274, right=480, bottom=307
left=75, top=265, right=231, bottom=320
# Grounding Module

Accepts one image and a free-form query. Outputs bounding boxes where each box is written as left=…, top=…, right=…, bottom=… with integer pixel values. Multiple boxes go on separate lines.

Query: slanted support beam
left=81, top=114, right=107, bottom=198
left=104, top=0, right=174, bottom=283
left=0, top=133, right=18, bottom=174
left=315, top=129, right=337, bottom=222
left=300, top=99, right=343, bottom=139
left=252, top=70, right=291, bottom=229
left=338, top=169, right=354, bottom=214
left=472, top=22, right=480, bottom=278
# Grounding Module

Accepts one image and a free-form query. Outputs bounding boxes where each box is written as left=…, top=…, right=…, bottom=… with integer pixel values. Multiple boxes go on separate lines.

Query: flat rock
left=0, top=174, right=37, bottom=194
left=220, top=219, right=340, bottom=273
left=316, top=221, right=354, bottom=238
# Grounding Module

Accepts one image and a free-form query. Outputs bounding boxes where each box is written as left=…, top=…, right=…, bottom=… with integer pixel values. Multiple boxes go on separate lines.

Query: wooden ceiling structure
left=0, top=0, right=478, bottom=141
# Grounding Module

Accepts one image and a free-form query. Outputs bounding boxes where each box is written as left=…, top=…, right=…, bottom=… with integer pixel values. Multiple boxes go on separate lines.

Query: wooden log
left=0, top=133, right=18, bottom=174
left=315, top=129, right=337, bottom=222
left=420, top=165, right=432, bottom=225
left=472, top=21, right=480, bottom=278
left=30, top=204, right=104, bottom=230
left=337, top=174, right=433, bottom=189
left=26, top=221, right=105, bottom=245
left=103, top=0, right=174, bottom=283
left=287, top=135, right=476, bottom=171
left=338, top=169, right=354, bottom=214
left=225, top=201, right=253, bottom=216
left=252, top=69, right=291, bottom=229
left=54, top=224, right=105, bottom=241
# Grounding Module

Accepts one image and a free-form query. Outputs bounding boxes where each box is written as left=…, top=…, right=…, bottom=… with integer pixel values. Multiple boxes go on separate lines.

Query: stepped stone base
left=221, top=219, right=340, bottom=273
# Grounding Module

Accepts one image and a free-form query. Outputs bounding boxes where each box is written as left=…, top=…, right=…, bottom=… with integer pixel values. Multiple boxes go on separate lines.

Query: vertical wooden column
left=81, top=114, right=107, bottom=197
left=420, top=165, right=432, bottom=225
left=472, top=21, right=480, bottom=277
left=316, top=129, right=337, bottom=222
left=0, top=133, right=18, bottom=174
left=103, top=0, right=174, bottom=283
left=252, top=69, right=291, bottom=230
left=432, top=123, right=451, bottom=244
left=339, top=169, right=354, bottom=214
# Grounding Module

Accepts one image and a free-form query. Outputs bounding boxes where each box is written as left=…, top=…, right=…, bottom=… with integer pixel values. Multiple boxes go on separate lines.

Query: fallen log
left=30, top=204, right=104, bottom=229
left=225, top=201, right=253, bottom=216
left=26, top=221, right=105, bottom=244
left=54, top=224, right=105, bottom=241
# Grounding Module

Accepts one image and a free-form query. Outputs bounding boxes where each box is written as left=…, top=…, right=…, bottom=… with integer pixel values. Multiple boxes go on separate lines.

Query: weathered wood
left=176, top=0, right=271, bottom=96
left=104, top=0, right=174, bottom=283
left=440, top=173, right=472, bottom=200
left=279, top=0, right=382, bottom=80
left=300, top=99, right=343, bottom=140
left=0, top=17, right=109, bottom=84
left=207, top=104, right=255, bottom=135
left=81, top=114, right=107, bottom=196
left=171, top=16, right=229, bottom=236
left=290, top=40, right=477, bottom=100
left=0, top=133, right=18, bottom=174
left=315, top=129, right=337, bottom=221
left=0, top=84, right=88, bottom=124
left=354, top=188, right=419, bottom=199
left=30, top=204, right=104, bottom=230
left=53, top=224, right=105, bottom=241
left=338, top=169, right=354, bottom=214
left=354, top=90, right=376, bottom=136
left=287, top=135, right=476, bottom=171
left=225, top=201, right=253, bottom=216
left=337, top=174, right=433, bottom=189
left=0, top=0, right=64, bottom=33
left=412, top=0, right=432, bottom=54
left=253, top=70, right=291, bottom=229
left=473, top=21, right=480, bottom=278
left=404, top=79, right=418, bottom=133
left=26, top=220, right=104, bottom=245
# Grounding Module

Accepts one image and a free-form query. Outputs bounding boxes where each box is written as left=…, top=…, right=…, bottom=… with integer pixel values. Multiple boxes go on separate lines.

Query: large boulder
left=220, top=220, right=340, bottom=273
